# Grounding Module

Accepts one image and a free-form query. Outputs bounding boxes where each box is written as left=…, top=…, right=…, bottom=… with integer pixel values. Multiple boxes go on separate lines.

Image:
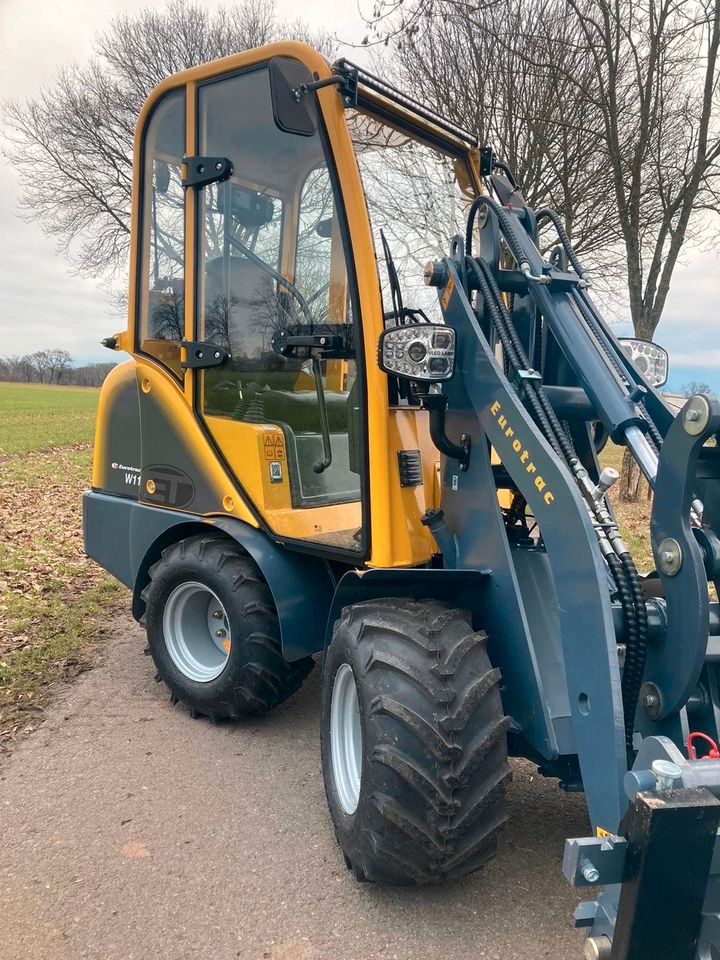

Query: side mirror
left=378, top=323, right=456, bottom=381
left=269, top=57, right=317, bottom=137
left=316, top=217, right=333, bottom=238
left=154, top=160, right=171, bottom=195
left=619, top=337, right=669, bottom=388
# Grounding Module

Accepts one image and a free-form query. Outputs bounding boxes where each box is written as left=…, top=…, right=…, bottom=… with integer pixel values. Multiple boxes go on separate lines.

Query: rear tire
left=144, top=534, right=313, bottom=720
left=320, top=598, right=510, bottom=884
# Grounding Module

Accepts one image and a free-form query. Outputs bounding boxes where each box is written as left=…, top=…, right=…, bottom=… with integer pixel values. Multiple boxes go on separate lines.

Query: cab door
left=190, top=61, right=366, bottom=556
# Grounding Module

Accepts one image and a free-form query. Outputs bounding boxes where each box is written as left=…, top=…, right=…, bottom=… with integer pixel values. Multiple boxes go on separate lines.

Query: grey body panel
left=439, top=258, right=627, bottom=832
left=94, top=362, right=141, bottom=499
left=137, top=384, right=221, bottom=515
left=83, top=491, right=335, bottom=662
left=324, top=568, right=491, bottom=646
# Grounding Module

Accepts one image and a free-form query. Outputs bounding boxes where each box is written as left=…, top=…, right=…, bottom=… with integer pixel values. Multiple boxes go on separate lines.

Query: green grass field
left=0, top=382, right=123, bottom=745
left=0, top=381, right=100, bottom=456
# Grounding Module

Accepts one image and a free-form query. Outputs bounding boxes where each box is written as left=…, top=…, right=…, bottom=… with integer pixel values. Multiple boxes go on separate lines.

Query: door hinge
left=181, top=341, right=231, bottom=370
left=182, top=156, right=233, bottom=189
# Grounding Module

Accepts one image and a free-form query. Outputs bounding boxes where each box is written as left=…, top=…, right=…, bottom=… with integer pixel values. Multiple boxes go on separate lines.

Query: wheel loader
left=84, top=41, right=720, bottom=958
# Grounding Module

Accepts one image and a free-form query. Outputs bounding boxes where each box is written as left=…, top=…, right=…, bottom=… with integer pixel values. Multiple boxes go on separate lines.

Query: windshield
left=347, top=109, right=476, bottom=324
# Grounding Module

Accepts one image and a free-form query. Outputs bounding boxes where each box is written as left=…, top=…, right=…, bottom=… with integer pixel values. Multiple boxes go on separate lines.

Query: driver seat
left=204, top=255, right=272, bottom=358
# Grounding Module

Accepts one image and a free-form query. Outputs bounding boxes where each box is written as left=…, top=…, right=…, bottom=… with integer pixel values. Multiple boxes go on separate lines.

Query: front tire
left=321, top=598, right=510, bottom=884
left=144, top=534, right=313, bottom=720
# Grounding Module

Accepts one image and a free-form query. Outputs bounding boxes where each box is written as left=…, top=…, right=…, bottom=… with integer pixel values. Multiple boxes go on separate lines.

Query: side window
left=138, top=90, right=185, bottom=377
left=295, top=167, right=333, bottom=319
left=201, top=181, right=284, bottom=358
left=196, top=64, right=365, bottom=553
left=347, top=110, right=474, bottom=325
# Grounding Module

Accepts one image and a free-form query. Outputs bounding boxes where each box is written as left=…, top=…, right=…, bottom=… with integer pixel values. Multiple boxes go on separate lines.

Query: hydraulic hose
left=472, top=257, right=578, bottom=465
left=465, top=235, right=647, bottom=749
left=465, top=195, right=528, bottom=268
left=620, top=552, right=649, bottom=739
left=536, top=208, right=587, bottom=282
left=465, top=257, right=565, bottom=460
left=538, top=209, right=665, bottom=452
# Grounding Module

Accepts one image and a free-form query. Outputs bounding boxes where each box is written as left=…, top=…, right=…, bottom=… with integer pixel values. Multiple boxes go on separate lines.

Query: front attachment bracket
left=610, top=786, right=720, bottom=960
left=644, top=394, right=720, bottom=720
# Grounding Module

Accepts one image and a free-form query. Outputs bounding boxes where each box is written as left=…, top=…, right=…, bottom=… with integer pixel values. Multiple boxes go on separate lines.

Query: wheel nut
left=215, top=628, right=227, bottom=639
left=212, top=610, right=223, bottom=619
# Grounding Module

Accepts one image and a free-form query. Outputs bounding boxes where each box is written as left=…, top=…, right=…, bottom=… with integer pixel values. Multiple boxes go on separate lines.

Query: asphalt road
left=0, top=612, right=590, bottom=960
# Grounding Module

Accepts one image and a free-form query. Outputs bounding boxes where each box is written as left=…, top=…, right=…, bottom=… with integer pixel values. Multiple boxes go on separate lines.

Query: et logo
left=142, top=464, right=196, bottom=509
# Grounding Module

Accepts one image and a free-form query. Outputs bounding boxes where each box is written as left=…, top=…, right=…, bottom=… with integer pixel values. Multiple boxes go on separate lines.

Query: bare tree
left=560, top=0, right=720, bottom=340
left=46, top=348, right=72, bottom=384
left=376, top=0, right=720, bottom=338
left=150, top=286, right=185, bottom=342
left=681, top=379, right=714, bottom=396
left=3, top=0, right=336, bottom=280
left=17, top=356, right=36, bottom=383
left=387, top=2, right=615, bottom=272
left=0, top=355, right=26, bottom=381
left=0, top=355, right=116, bottom=387
left=31, top=350, right=52, bottom=384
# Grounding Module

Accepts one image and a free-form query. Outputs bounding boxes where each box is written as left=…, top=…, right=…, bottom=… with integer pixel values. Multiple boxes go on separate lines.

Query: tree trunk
left=620, top=448, right=652, bottom=502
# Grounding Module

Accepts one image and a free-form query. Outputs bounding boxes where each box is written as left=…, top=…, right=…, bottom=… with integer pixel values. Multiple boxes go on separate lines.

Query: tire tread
left=145, top=534, right=313, bottom=720
left=322, top=597, right=510, bottom=885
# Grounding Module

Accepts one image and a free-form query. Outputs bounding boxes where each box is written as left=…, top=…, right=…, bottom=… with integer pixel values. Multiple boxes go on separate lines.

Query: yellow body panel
left=115, top=41, right=483, bottom=567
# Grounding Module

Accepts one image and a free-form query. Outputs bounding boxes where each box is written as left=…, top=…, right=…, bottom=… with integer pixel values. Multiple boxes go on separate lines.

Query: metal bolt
left=215, top=628, right=227, bottom=639
left=580, top=858, right=600, bottom=883
left=652, top=759, right=683, bottom=792
left=640, top=681, right=663, bottom=719
left=683, top=395, right=710, bottom=435
left=657, top=537, right=682, bottom=576
left=212, top=610, right=223, bottom=620
left=584, top=936, right=612, bottom=960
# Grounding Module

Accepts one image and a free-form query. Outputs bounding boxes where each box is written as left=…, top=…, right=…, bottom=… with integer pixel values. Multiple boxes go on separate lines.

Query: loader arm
left=414, top=181, right=720, bottom=958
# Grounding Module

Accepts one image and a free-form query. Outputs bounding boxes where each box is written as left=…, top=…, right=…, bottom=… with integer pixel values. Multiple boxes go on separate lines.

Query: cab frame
left=107, top=41, right=484, bottom=570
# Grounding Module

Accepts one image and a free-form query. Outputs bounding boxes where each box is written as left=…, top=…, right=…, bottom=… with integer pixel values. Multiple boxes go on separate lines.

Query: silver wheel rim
left=330, top=663, right=362, bottom=815
left=163, top=581, right=231, bottom=683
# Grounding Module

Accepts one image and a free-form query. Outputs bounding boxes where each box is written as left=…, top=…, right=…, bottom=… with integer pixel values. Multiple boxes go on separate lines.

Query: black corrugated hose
left=464, top=226, right=646, bottom=752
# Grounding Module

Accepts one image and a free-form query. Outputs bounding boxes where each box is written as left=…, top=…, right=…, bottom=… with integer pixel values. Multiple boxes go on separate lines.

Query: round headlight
left=408, top=340, right=428, bottom=363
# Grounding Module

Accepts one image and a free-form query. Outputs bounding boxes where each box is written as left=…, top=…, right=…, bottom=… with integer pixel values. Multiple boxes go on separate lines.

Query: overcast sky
left=0, top=0, right=718, bottom=393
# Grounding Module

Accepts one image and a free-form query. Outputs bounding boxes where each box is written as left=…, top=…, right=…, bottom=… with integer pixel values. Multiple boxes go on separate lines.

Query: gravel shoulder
left=0, top=611, right=590, bottom=960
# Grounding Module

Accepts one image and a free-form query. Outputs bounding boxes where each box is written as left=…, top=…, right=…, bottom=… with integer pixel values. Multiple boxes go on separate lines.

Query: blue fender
left=83, top=492, right=336, bottom=662
left=323, top=567, right=491, bottom=647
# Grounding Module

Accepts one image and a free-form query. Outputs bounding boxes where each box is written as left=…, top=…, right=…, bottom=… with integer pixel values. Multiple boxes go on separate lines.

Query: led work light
left=378, top=324, right=456, bottom=382
left=618, top=338, right=669, bottom=388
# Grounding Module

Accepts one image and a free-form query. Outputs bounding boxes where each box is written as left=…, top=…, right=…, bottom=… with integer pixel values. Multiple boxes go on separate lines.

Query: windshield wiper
left=380, top=229, right=404, bottom=327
